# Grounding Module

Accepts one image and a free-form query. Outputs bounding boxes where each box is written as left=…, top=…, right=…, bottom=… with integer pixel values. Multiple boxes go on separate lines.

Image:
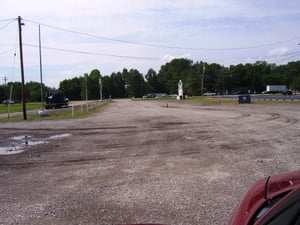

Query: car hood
left=228, top=170, right=300, bottom=225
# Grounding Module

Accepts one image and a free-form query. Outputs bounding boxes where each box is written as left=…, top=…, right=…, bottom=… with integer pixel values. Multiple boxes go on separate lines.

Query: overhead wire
left=0, top=19, right=16, bottom=32
left=10, top=30, right=19, bottom=82
left=0, top=48, right=16, bottom=56
left=25, top=19, right=300, bottom=51
left=0, top=18, right=17, bottom=22
left=2, top=17, right=298, bottom=65
left=23, top=43, right=160, bottom=61
left=273, top=51, right=300, bottom=64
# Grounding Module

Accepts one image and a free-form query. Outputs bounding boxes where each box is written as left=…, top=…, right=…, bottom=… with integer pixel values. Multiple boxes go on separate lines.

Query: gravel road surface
left=0, top=99, right=300, bottom=225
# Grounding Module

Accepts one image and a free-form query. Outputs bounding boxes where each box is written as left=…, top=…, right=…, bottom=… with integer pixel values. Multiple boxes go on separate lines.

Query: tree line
left=1, top=59, right=300, bottom=102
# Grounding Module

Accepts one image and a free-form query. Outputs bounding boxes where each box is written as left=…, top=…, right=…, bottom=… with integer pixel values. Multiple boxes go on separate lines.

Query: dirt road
left=0, top=99, right=300, bottom=225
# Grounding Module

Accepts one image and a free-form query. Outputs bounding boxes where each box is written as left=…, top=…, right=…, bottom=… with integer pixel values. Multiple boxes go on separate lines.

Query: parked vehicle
left=282, top=90, right=293, bottom=96
left=203, top=92, right=216, bottom=96
left=143, top=93, right=156, bottom=99
left=2, top=99, right=14, bottom=105
left=45, top=91, right=69, bottom=109
left=228, top=170, right=300, bottom=225
left=263, top=85, right=288, bottom=94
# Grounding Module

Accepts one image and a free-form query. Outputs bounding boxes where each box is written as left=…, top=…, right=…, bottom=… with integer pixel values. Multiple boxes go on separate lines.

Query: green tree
left=290, top=75, right=300, bottom=90
left=110, top=71, right=126, bottom=98
left=0, top=85, right=8, bottom=102
left=206, top=63, right=222, bottom=93
left=250, top=61, right=270, bottom=93
left=88, top=69, right=101, bottom=100
left=102, top=76, right=113, bottom=98
left=59, top=77, right=82, bottom=100
left=26, top=81, right=42, bottom=102
left=187, top=62, right=205, bottom=95
left=125, top=69, right=146, bottom=98
left=285, top=61, right=300, bottom=88
left=5, top=82, right=22, bottom=102
left=157, top=58, right=193, bottom=94
left=145, top=68, right=160, bottom=93
left=229, top=64, right=250, bottom=93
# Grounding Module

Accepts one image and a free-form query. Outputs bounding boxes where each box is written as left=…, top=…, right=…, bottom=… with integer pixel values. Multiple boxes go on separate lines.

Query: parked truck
left=263, top=85, right=291, bottom=95
left=45, top=91, right=69, bottom=109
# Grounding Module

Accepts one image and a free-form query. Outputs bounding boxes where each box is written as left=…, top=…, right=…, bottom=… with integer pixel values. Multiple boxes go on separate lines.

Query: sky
left=1, top=0, right=300, bottom=88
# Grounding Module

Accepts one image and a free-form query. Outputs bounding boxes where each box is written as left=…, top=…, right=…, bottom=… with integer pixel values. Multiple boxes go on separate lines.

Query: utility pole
left=201, top=64, right=205, bottom=96
left=39, top=25, right=44, bottom=108
left=99, top=75, right=102, bottom=101
left=3, top=76, right=7, bottom=86
left=85, top=73, right=88, bottom=112
left=18, top=16, right=27, bottom=120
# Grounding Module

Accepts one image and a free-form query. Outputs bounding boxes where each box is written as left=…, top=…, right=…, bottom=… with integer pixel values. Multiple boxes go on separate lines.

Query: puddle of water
left=10, top=135, right=31, bottom=141
left=0, top=146, right=24, bottom=155
left=27, top=140, right=47, bottom=146
left=0, top=133, right=71, bottom=155
left=0, top=136, right=48, bottom=155
left=48, top=133, right=72, bottom=139
left=0, top=140, right=48, bottom=155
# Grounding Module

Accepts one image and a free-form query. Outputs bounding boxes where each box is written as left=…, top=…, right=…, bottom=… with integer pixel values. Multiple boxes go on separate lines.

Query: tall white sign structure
left=177, top=80, right=184, bottom=100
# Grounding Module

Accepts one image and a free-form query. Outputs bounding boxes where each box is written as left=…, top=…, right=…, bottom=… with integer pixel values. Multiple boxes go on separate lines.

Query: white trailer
left=265, top=85, right=288, bottom=93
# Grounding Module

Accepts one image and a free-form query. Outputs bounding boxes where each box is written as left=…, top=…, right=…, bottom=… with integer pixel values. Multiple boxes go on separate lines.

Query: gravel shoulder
left=0, top=99, right=300, bottom=225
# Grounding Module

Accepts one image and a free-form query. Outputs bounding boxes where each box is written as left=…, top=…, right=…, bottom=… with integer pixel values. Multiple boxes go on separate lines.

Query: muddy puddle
left=0, top=133, right=72, bottom=155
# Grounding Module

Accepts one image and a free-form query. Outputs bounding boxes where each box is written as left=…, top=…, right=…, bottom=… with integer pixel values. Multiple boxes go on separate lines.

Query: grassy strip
left=0, top=102, right=110, bottom=123
left=251, top=99, right=300, bottom=105
left=185, top=96, right=237, bottom=105
left=141, top=96, right=300, bottom=105
left=0, top=103, right=42, bottom=114
left=140, top=96, right=237, bottom=105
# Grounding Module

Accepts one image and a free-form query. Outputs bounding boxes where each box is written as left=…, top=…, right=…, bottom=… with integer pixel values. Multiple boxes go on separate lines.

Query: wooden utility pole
left=39, top=25, right=44, bottom=107
left=99, top=75, right=102, bottom=101
left=18, top=16, right=27, bottom=120
left=201, top=64, right=205, bottom=96
left=3, top=76, right=7, bottom=86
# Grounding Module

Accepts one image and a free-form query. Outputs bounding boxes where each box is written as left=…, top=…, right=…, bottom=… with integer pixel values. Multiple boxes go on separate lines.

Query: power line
left=0, top=19, right=16, bottom=32
left=0, top=48, right=16, bottom=56
left=0, top=18, right=16, bottom=22
left=273, top=51, right=300, bottom=64
left=23, top=43, right=160, bottom=61
left=25, top=19, right=300, bottom=51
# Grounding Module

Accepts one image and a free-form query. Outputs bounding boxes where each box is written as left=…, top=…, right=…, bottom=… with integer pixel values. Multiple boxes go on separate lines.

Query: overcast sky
left=1, top=0, right=300, bottom=88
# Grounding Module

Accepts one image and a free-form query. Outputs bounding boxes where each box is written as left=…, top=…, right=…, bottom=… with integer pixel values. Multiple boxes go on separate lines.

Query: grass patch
left=0, top=103, right=42, bottom=114
left=252, top=99, right=300, bottom=105
left=140, top=96, right=300, bottom=105
left=185, top=96, right=237, bottom=105
left=0, top=102, right=110, bottom=123
left=137, top=96, right=237, bottom=105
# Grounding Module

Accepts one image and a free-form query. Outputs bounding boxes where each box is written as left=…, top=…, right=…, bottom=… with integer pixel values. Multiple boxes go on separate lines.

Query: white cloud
left=161, top=53, right=192, bottom=63
left=161, top=54, right=176, bottom=62
left=268, top=47, right=289, bottom=57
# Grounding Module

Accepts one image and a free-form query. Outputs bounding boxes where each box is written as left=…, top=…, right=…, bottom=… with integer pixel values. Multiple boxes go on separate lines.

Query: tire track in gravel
left=0, top=146, right=209, bottom=168
left=264, top=113, right=298, bottom=128
left=229, top=110, right=298, bottom=129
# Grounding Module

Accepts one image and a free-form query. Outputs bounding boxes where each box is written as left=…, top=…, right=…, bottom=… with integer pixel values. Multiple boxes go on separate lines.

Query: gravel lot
left=0, top=99, right=300, bottom=225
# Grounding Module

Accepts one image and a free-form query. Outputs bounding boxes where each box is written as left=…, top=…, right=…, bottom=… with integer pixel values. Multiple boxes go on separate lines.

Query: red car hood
left=228, top=170, right=300, bottom=225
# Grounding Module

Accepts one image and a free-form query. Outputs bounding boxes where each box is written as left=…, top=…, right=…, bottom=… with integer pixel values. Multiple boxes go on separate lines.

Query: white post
left=201, top=65, right=205, bottom=96
left=177, top=80, right=184, bottom=100
left=99, top=76, right=102, bottom=101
